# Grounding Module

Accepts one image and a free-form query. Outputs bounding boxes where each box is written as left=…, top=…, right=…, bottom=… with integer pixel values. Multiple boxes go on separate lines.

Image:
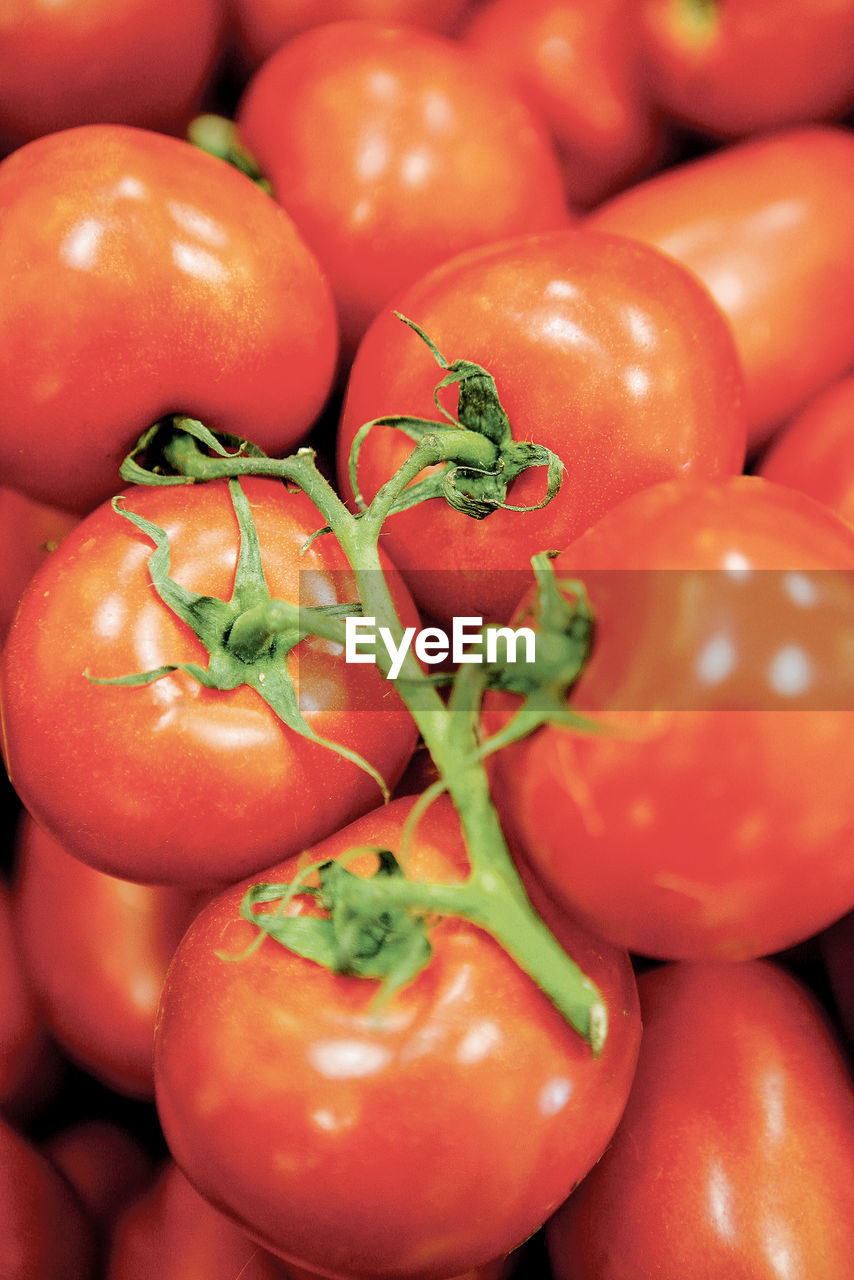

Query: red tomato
left=1, top=479, right=418, bottom=886
left=0, top=125, right=338, bottom=514
left=107, top=1161, right=286, bottom=1280
left=462, top=0, right=660, bottom=209
left=0, top=1115, right=95, bottom=1279
left=758, top=373, right=854, bottom=529
left=236, top=21, right=570, bottom=354
left=12, top=814, right=199, bottom=1095
left=0, top=488, right=77, bottom=644
left=588, top=126, right=854, bottom=449
left=639, top=0, right=854, bottom=137
left=0, top=879, right=54, bottom=1116
left=548, top=961, right=854, bottom=1279
left=230, top=0, right=475, bottom=66
left=154, top=794, right=640, bottom=1279
left=337, top=229, right=746, bottom=623
left=487, top=476, right=854, bottom=960
left=46, top=1120, right=154, bottom=1229
left=0, top=0, right=226, bottom=149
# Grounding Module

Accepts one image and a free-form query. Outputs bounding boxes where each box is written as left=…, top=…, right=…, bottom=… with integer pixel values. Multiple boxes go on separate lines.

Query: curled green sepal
left=120, top=416, right=269, bottom=488
left=187, top=113, right=273, bottom=195
left=347, top=313, right=564, bottom=521
left=86, top=477, right=391, bottom=801
left=240, top=849, right=433, bottom=1006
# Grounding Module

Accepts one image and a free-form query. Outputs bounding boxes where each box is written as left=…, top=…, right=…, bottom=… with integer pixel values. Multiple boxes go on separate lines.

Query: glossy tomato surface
left=0, top=489, right=77, bottom=643
left=462, top=0, right=659, bottom=209
left=154, top=795, right=640, bottom=1279
left=1, top=479, right=418, bottom=886
left=0, top=0, right=226, bottom=148
left=236, top=21, right=570, bottom=353
left=231, top=0, right=475, bottom=66
left=488, top=476, right=854, bottom=959
left=588, top=126, right=854, bottom=448
left=13, top=814, right=199, bottom=1096
left=337, top=229, right=745, bottom=622
left=758, top=373, right=854, bottom=529
left=0, top=125, right=338, bottom=513
left=639, top=0, right=854, bottom=137
left=548, top=961, right=854, bottom=1279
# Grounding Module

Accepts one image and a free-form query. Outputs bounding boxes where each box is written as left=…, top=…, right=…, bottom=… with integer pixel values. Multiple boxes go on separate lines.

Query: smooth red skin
left=230, top=0, right=475, bottom=66
left=107, top=1161, right=286, bottom=1280
left=236, top=22, right=570, bottom=355
left=0, top=0, right=226, bottom=149
left=488, top=476, right=854, bottom=960
left=548, top=961, right=854, bottom=1280
left=0, top=488, right=77, bottom=644
left=0, top=1116, right=95, bottom=1280
left=285, top=1259, right=509, bottom=1280
left=758, top=374, right=854, bottom=529
left=154, top=794, right=640, bottom=1280
left=46, top=1121, right=154, bottom=1228
left=821, top=911, right=854, bottom=1045
left=588, top=127, right=854, bottom=449
left=337, top=229, right=746, bottom=623
left=12, top=815, right=199, bottom=1096
left=639, top=0, right=854, bottom=137
left=1, top=478, right=419, bottom=887
left=0, top=880, right=54, bottom=1116
left=0, top=125, right=338, bottom=514
left=462, top=0, right=660, bottom=209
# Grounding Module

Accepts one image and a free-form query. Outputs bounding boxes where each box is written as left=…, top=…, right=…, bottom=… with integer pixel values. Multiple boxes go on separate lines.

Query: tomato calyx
left=187, top=113, right=273, bottom=194
left=86, top=476, right=390, bottom=800
left=348, top=314, right=565, bottom=522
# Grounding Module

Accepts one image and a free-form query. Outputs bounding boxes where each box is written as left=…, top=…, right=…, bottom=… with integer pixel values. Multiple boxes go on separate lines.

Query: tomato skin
left=46, top=1121, right=154, bottom=1229
left=236, top=22, right=570, bottom=354
left=1, top=478, right=418, bottom=886
left=548, top=960, right=854, bottom=1280
left=0, top=0, right=226, bottom=149
left=588, top=126, right=854, bottom=449
left=154, top=794, right=640, bottom=1279
left=821, top=910, right=854, bottom=1046
left=230, top=0, right=475, bottom=66
left=107, top=1161, right=286, bottom=1280
left=639, top=0, right=854, bottom=137
left=12, top=814, right=200, bottom=1096
left=758, top=374, right=854, bottom=529
left=0, top=488, right=77, bottom=644
left=0, top=879, right=54, bottom=1117
left=337, top=229, right=745, bottom=623
left=0, top=125, right=338, bottom=514
left=0, top=1115, right=95, bottom=1280
left=487, top=476, right=854, bottom=960
left=462, top=0, right=660, bottom=209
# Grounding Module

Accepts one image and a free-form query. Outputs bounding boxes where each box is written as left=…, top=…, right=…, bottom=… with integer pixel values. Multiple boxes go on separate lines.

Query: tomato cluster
left=1, top=4, right=854, bottom=1279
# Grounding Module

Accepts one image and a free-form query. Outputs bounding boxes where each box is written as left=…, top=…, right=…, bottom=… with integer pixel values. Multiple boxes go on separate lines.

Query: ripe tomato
left=12, top=814, right=200, bottom=1096
left=154, top=794, right=640, bottom=1279
left=588, top=126, right=854, bottom=449
left=0, top=0, right=226, bottom=149
left=337, top=229, right=746, bottom=623
left=107, top=1161, right=286, bottom=1280
left=46, top=1121, right=154, bottom=1229
left=1, top=478, right=419, bottom=886
left=236, top=21, right=570, bottom=354
left=487, top=476, right=854, bottom=960
left=0, top=1115, right=95, bottom=1280
left=231, top=0, right=475, bottom=66
left=639, top=0, right=854, bottom=137
left=758, top=373, right=854, bottom=529
left=462, top=0, right=660, bottom=209
left=548, top=961, right=854, bottom=1279
left=0, top=488, right=77, bottom=644
left=0, top=125, right=338, bottom=514
left=0, top=879, right=54, bottom=1116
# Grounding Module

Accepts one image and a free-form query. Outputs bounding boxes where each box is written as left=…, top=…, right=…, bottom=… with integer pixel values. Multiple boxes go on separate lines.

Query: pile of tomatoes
left=1, top=2, right=854, bottom=1278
